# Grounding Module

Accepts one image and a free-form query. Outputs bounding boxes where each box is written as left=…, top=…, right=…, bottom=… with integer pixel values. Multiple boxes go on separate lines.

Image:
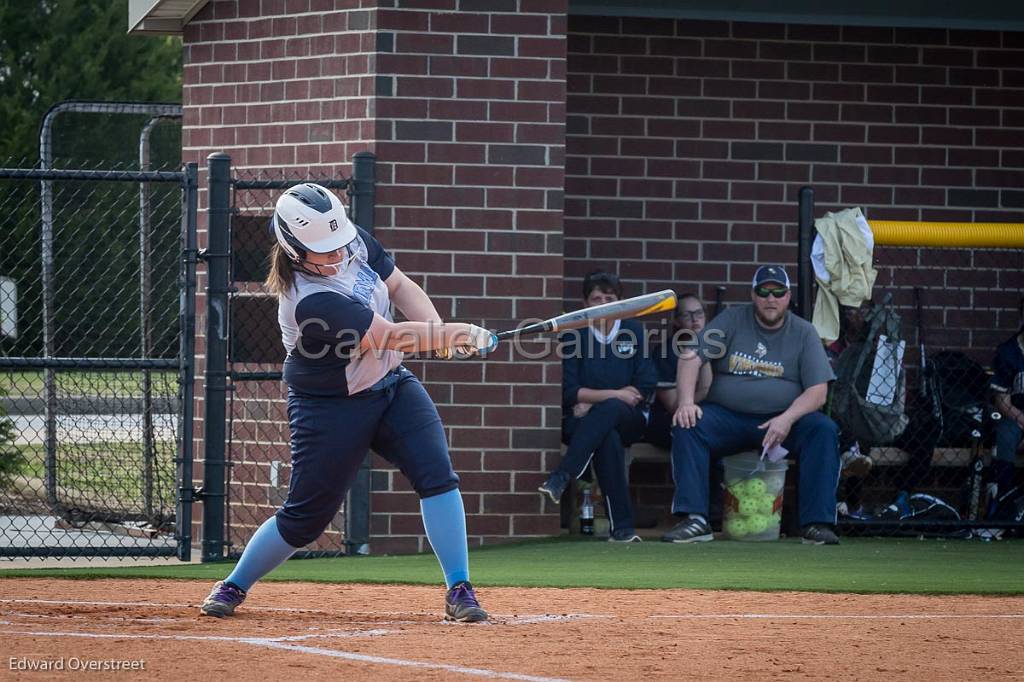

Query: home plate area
left=1, top=580, right=1022, bottom=680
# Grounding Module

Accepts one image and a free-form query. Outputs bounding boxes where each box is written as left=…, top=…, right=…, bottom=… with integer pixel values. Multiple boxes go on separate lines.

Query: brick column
left=371, top=2, right=568, bottom=553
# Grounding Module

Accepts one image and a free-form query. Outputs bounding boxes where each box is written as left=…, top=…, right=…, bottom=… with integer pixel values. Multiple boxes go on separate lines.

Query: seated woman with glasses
left=645, top=293, right=713, bottom=449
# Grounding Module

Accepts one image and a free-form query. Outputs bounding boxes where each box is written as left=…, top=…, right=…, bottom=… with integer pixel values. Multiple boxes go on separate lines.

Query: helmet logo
left=328, top=219, right=339, bottom=232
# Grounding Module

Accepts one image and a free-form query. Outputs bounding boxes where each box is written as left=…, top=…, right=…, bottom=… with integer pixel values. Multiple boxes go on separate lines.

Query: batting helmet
left=272, top=183, right=357, bottom=263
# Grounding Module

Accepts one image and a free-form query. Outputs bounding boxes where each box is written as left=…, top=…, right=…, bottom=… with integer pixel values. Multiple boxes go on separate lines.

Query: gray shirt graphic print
left=697, top=304, right=835, bottom=415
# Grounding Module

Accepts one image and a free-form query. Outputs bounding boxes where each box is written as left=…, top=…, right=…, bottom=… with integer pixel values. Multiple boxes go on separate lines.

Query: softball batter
left=200, top=183, right=495, bottom=622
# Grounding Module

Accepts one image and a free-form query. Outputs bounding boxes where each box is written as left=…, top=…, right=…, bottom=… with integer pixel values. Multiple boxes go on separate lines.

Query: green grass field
left=0, top=370, right=177, bottom=398
left=2, top=537, right=1022, bottom=595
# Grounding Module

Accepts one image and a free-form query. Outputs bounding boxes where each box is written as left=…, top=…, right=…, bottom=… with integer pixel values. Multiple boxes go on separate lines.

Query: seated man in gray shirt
left=664, top=265, right=841, bottom=545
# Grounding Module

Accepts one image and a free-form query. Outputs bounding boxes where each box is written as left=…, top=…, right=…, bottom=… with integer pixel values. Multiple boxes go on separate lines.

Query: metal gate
left=0, top=107, right=198, bottom=559
left=197, top=153, right=376, bottom=561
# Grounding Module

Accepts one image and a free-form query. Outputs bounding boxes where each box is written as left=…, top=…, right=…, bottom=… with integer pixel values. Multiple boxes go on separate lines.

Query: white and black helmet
left=272, top=183, right=357, bottom=262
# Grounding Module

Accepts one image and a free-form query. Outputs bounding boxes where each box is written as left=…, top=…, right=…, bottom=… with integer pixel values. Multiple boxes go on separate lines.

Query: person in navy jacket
left=537, top=271, right=657, bottom=542
left=990, top=295, right=1024, bottom=497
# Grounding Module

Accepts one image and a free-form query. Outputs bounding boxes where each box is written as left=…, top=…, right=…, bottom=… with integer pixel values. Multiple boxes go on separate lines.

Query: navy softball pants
left=275, top=367, right=459, bottom=548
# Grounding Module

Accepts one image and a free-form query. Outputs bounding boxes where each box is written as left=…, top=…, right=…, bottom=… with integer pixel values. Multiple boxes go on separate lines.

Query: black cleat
left=801, top=524, right=840, bottom=545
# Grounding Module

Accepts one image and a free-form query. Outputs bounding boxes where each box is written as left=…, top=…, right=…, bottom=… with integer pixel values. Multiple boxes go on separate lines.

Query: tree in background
left=0, top=0, right=183, bottom=161
left=0, top=1, right=184, bottom=359
left=0, top=397, right=25, bottom=490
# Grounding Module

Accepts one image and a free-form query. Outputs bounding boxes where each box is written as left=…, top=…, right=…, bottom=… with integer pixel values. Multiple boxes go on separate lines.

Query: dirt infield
left=1, top=579, right=1022, bottom=680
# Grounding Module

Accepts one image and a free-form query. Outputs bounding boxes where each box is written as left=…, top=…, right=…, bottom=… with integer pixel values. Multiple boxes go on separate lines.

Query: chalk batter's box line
left=0, top=628, right=572, bottom=682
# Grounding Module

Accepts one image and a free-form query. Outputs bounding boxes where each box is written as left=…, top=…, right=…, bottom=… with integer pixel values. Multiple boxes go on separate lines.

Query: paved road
left=0, top=515, right=176, bottom=550
left=9, top=414, right=178, bottom=445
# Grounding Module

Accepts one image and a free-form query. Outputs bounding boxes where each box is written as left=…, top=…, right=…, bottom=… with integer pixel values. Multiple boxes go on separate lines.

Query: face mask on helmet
left=303, top=243, right=361, bottom=278
left=272, top=183, right=357, bottom=264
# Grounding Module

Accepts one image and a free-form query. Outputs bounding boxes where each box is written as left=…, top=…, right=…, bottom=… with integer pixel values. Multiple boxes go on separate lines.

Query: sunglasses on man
left=754, top=285, right=789, bottom=299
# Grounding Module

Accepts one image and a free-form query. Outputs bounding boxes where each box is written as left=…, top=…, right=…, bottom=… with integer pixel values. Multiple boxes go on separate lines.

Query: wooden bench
left=626, top=443, right=1024, bottom=470
left=868, top=446, right=1024, bottom=467
left=625, top=442, right=670, bottom=473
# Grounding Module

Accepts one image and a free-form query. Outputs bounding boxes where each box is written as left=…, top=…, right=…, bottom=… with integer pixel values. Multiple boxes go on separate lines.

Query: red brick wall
left=182, top=0, right=376, bottom=171
left=180, top=0, right=568, bottom=554
left=371, top=1, right=568, bottom=553
left=564, top=17, right=1024, bottom=354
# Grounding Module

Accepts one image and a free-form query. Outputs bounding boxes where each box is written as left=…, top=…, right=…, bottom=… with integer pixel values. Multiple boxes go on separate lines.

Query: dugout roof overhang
left=127, top=0, right=1024, bottom=36
left=128, top=0, right=208, bottom=35
left=570, top=0, right=1024, bottom=31
left=130, top=0, right=1024, bottom=35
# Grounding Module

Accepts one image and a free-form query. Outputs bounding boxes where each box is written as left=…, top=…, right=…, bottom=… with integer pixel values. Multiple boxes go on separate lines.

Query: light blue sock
left=224, top=516, right=298, bottom=592
left=420, top=489, right=470, bottom=589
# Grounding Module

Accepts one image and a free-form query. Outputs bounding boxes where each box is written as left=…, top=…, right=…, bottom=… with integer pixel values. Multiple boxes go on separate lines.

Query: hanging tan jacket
left=811, top=207, right=877, bottom=343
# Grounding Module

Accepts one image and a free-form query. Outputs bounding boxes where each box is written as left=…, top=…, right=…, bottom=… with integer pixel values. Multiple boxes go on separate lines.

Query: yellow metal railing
left=870, top=221, right=1024, bottom=249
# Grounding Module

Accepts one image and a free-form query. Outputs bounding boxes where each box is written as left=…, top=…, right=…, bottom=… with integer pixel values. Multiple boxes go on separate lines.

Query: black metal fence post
left=177, top=162, right=199, bottom=562
left=344, top=152, right=377, bottom=556
left=350, top=151, right=377, bottom=233
left=797, top=186, right=815, bottom=320
left=202, top=153, right=231, bottom=562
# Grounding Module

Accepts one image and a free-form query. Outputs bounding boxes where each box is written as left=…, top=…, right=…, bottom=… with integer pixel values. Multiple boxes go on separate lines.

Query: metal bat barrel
left=494, top=289, right=676, bottom=340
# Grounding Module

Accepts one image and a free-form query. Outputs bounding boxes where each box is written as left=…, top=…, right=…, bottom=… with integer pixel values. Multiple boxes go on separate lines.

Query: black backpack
left=831, top=296, right=909, bottom=446
left=927, top=351, right=994, bottom=447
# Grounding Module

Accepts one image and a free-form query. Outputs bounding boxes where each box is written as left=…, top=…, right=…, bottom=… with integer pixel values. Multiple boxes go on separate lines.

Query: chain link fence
left=823, top=240, right=1024, bottom=537
left=0, top=102, right=196, bottom=559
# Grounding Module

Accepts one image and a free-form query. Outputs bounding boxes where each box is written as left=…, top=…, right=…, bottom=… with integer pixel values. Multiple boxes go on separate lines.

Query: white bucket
left=722, top=452, right=788, bottom=541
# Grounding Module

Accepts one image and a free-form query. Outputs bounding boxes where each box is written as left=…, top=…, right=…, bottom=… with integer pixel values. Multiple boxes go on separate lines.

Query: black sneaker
left=608, top=528, right=642, bottom=543
left=537, top=472, right=569, bottom=504
left=444, top=581, right=488, bottom=623
left=801, top=524, right=840, bottom=545
left=661, top=515, right=713, bottom=543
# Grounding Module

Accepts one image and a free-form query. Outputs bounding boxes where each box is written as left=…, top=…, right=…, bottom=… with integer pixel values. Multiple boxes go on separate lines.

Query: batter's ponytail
left=265, top=243, right=294, bottom=297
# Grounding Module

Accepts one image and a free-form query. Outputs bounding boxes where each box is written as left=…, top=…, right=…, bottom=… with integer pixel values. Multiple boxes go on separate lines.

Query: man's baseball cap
left=752, top=265, right=791, bottom=289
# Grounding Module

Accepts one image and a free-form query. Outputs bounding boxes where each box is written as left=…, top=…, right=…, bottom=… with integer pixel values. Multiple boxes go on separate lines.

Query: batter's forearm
left=366, top=320, right=474, bottom=353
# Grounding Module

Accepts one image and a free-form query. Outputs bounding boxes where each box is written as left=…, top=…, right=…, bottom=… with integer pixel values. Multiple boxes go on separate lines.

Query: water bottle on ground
left=580, top=488, right=594, bottom=536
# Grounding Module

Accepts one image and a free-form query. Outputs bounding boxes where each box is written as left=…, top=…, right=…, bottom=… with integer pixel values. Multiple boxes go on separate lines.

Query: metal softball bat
left=494, top=289, right=677, bottom=340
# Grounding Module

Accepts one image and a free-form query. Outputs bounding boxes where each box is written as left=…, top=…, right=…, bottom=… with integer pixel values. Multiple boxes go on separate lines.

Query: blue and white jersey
left=279, top=226, right=403, bottom=396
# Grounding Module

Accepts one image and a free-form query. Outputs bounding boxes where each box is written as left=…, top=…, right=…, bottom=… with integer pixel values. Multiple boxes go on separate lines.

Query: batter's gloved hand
left=451, top=324, right=498, bottom=360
